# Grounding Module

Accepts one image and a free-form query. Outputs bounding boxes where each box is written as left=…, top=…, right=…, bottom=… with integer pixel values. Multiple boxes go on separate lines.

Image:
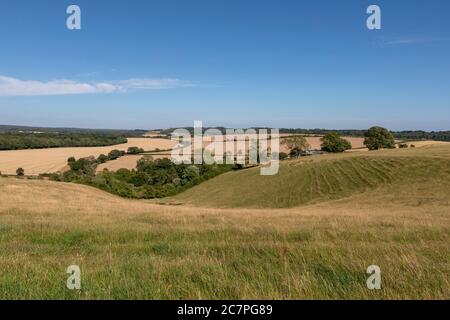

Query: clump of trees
left=67, top=157, right=96, bottom=175
left=283, top=136, right=311, bottom=157
left=364, top=126, right=396, bottom=151
left=107, top=149, right=126, bottom=160
left=127, top=146, right=145, bottom=154
left=320, top=132, right=352, bottom=153
left=52, top=156, right=233, bottom=199
left=0, top=133, right=127, bottom=150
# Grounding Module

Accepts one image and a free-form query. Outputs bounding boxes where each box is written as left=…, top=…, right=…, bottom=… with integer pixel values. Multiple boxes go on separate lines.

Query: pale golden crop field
left=0, top=138, right=177, bottom=175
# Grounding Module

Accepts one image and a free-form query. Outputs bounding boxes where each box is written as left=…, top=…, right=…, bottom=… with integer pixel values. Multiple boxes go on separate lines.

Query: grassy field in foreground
left=0, top=145, right=449, bottom=299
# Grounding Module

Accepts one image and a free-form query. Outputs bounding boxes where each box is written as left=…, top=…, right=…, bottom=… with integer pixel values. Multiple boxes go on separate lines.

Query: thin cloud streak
left=380, top=37, right=444, bottom=46
left=0, top=75, right=192, bottom=97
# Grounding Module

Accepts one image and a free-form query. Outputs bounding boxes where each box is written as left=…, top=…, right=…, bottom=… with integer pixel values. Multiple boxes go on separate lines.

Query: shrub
left=97, top=154, right=108, bottom=164
left=68, top=157, right=76, bottom=164
left=38, top=173, right=61, bottom=181
left=278, top=152, right=289, bottom=160
left=320, top=132, right=352, bottom=153
left=16, top=167, right=25, bottom=176
left=399, top=143, right=408, bottom=148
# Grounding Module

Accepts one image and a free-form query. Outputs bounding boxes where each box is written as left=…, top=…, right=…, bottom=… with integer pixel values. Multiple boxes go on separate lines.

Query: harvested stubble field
left=199, top=135, right=365, bottom=153
left=0, top=144, right=449, bottom=299
left=0, top=138, right=176, bottom=175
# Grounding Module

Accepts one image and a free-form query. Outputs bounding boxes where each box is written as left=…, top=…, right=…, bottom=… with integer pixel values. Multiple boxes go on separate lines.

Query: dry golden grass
left=346, top=140, right=450, bottom=153
left=403, top=140, right=450, bottom=147
left=143, top=132, right=163, bottom=137
left=0, top=138, right=177, bottom=175
left=0, top=174, right=449, bottom=299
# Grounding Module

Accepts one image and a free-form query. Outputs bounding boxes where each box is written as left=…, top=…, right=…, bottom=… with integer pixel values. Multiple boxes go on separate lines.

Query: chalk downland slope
left=173, top=144, right=450, bottom=208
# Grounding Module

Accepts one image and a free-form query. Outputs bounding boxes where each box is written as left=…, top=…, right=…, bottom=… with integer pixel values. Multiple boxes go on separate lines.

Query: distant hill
left=2, top=124, right=450, bottom=141
left=159, top=127, right=450, bottom=142
left=0, top=124, right=147, bottom=136
left=0, top=125, right=149, bottom=151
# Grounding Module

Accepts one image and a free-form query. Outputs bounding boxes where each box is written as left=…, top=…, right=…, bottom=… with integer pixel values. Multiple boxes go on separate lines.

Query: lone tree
left=16, top=167, right=25, bottom=176
left=320, top=132, right=352, bottom=153
left=283, top=135, right=311, bottom=157
left=364, top=126, right=395, bottom=151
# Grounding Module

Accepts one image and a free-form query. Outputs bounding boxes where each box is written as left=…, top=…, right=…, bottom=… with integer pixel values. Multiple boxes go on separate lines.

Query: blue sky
left=0, top=0, right=449, bottom=130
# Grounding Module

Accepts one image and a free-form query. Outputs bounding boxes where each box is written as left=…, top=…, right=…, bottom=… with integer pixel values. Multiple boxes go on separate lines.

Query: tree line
left=0, top=124, right=147, bottom=136
left=160, top=126, right=450, bottom=142
left=0, top=133, right=128, bottom=150
left=282, top=126, right=400, bottom=157
left=281, top=128, right=450, bottom=141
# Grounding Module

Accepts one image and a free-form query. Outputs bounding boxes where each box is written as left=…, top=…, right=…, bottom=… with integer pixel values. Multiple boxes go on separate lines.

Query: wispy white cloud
left=0, top=75, right=192, bottom=97
left=115, top=78, right=193, bottom=91
left=379, top=37, right=444, bottom=46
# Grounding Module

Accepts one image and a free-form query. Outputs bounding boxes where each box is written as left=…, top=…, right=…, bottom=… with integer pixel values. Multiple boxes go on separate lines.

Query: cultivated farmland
left=96, top=135, right=366, bottom=172
left=0, top=138, right=176, bottom=175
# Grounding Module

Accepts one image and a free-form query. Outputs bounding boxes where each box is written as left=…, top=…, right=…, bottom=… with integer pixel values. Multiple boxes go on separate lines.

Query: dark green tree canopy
left=127, top=146, right=145, bottom=154
left=108, top=149, right=126, bottom=160
left=364, top=126, right=395, bottom=151
left=16, top=167, right=25, bottom=176
left=0, top=133, right=127, bottom=151
left=320, top=132, right=352, bottom=153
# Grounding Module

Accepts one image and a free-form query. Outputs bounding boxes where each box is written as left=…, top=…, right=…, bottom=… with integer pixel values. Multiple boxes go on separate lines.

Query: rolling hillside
left=173, top=144, right=450, bottom=208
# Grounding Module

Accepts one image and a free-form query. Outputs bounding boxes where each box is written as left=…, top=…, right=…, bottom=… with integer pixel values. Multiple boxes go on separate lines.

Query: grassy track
left=0, top=145, right=449, bottom=299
